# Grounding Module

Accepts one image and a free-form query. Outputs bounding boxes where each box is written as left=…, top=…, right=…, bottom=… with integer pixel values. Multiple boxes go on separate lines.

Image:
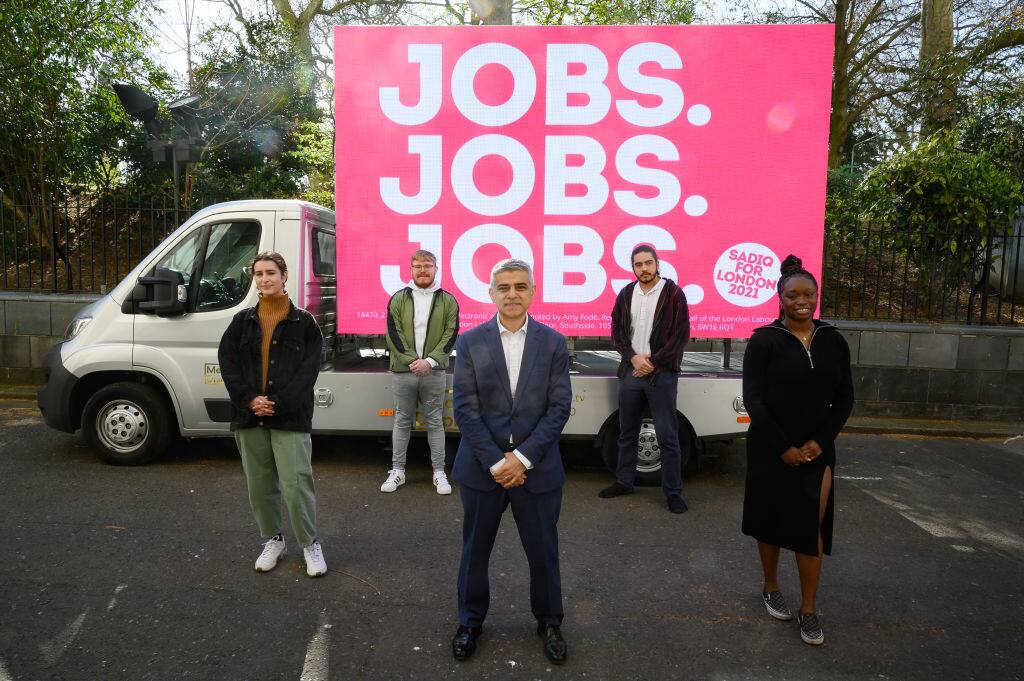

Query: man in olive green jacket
left=382, top=249, right=460, bottom=495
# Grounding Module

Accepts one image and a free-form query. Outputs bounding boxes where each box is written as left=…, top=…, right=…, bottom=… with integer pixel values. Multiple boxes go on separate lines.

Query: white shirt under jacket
left=630, top=277, right=665, bottom=356
left=408, top=279, right=439, bottom=368
left=489, top=315, right=533, bottom=473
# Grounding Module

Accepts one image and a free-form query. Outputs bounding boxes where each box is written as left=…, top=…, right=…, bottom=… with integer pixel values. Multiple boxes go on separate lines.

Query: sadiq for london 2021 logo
left=714, top=243, right=781, bottom=308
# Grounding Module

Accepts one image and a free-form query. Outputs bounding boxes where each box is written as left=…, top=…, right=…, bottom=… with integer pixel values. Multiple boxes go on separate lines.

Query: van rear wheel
left=82, top=382, right=173, bottom=465
left=601, top=415, right=694, bottom=487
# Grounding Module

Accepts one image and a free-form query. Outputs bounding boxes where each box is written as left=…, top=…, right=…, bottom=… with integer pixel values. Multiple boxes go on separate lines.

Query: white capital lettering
left=616, top=43, right=683, bottom=127
left=378, top=44, right=442, bottom=126
left=545, top=44, right=611, bottom=125
left=379, top=136, right=442, bottom=215
left=542, top=225, right=606, bottom=303
left=613, top=135, right=681, bottom=217
left=451, top=135, right=534, bottom=216
left=450, top=224, right=534, bottom=302
left=544, top=136, right=609, bottom=215
left=451, top=43, right=536, bottom=127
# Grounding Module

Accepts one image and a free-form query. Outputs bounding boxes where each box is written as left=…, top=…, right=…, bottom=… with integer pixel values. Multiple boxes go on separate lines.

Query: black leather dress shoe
left=452, top=625, right=482, bottom=660
left=536, top=624, right=567, bottom=664
left=598, top=482, right=634, bottom=498
left=667, top=494, right=688, bottom=514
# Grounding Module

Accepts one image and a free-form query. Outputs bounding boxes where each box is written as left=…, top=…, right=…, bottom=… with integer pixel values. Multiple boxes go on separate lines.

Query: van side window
left=311, top=228, right=335, bottom=276
left=153, top=229, right=203, bottom=287
left=195, top=222, right=261, bottom=311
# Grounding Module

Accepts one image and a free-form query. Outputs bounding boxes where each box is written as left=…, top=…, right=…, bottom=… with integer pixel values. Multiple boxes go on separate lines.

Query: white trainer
left=254, top=537, right=286, bottom=572
left=303, top=540, right=327, bottom=577
left=380, top=469, right=406, bottom=493
left=433, top=470, right=452, bottom=495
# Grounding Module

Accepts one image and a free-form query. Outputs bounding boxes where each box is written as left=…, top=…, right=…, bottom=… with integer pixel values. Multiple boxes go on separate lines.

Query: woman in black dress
left=741, top=255, right=854, bottom=646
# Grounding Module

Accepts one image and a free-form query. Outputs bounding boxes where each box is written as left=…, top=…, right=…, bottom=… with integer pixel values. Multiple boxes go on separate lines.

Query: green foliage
left=859, top=128, right=1023, bottom=283
left=537, top=0, right=699, bottom=26
left=955, top=75, right=1024, bottom=184
left=0, top=0, right=159, bottom=200
left=824, top=166, right=862, bottom=233
left=286, top=121, right=335, bottom=209
left=186, top=18, right=323, bottom=203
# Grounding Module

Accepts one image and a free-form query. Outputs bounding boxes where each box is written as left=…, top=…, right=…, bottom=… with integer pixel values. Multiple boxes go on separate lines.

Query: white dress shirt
left=630, top=277, right=665, bottom=357
left=408, top=279, right=439, bottom=368
left=490, top=315, right=533, bottom=473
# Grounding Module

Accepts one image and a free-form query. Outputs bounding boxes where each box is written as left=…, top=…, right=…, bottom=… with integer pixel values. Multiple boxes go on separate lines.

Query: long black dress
left=741, top=319, right=854, bottom=556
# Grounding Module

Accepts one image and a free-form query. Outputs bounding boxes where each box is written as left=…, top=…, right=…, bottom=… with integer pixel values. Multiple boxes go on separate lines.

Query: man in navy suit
left=450, top=258, right=572, bottom=665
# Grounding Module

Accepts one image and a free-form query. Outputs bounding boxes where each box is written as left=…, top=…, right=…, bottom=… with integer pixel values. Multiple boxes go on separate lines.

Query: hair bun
left=780, top=254, right=803, bottom=275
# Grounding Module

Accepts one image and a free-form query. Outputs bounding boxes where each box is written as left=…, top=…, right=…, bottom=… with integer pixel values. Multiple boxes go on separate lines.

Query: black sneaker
left=598, top=482, right=634, bottom=498
left=762, top=591, right=793, bottom=621
left=667, top=494, right=688, bottom=514
left=798, top=611, right=824, bottom=645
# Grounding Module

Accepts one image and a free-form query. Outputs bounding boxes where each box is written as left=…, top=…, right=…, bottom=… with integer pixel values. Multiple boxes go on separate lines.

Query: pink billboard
left=334, top=25, right=834, bottom=337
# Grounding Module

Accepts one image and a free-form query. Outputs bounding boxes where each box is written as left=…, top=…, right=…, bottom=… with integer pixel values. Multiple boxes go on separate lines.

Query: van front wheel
left=82, top=382, right=173, bottom=465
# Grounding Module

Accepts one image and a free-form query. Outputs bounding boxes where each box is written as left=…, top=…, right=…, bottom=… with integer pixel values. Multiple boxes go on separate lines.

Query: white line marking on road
left=959, top=520, right=1024, bottom=554
left=0, top=656, right=14, bottom=681
left=39, top=610, right=88, bottom=666
left=299, top=609, right=330, bottom=681
left=1003, top=434, right=1024, bottom=445
left=107, top=584, right=127, bottom=611
left=865, top=490, right=1024, bottom=557
left=837, top=476, right=883, bottom=481
left=951, top=545, right=975, bottom=552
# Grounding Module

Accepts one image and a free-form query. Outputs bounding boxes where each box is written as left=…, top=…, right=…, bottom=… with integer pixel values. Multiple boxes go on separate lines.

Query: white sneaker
left=433, top=470, right=452, bottom=495
left=254, top=537, right=286, bottom=572
left=380, top=469, right=406, bottom=493
left=303, top=540, right=327, bottom=577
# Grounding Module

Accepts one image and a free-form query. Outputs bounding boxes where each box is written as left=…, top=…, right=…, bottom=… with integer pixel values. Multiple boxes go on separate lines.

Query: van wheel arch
left=71, top=372, right=179, bottom=456
left=596, top=411, right=700, bottom=486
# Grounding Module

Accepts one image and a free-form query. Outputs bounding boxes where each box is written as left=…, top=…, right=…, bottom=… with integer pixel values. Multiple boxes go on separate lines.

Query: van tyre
left=82, top=382, right=173, bottom=465
left=601, top=415, right=695, bottom=487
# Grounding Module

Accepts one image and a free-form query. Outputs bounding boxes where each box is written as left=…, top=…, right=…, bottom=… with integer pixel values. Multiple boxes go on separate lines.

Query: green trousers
left=235, top=427, right=318, bottom=547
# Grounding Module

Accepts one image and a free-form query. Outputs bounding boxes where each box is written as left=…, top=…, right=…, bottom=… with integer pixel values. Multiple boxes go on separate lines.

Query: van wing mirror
left=137, top=268, right=187, bottom=317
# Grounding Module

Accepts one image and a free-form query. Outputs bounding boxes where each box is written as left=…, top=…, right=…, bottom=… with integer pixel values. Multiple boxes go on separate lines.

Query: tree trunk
left=828, top=0, right=852, bottom=168
left=919, top=0, right=955, bottom=134
left=478, top=0, right=513, bottom=24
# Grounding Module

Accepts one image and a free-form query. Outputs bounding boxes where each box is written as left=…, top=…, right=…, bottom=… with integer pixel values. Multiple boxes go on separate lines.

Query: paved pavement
left=1, top=400, right=1023, bottom=680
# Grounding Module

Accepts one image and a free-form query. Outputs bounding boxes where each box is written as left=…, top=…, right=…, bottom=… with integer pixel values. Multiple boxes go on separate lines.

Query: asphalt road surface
left=1, top=400, right=1022, bottom=681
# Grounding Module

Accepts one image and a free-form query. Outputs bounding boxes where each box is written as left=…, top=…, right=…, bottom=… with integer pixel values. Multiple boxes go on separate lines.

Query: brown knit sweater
left=257, top=292, right=290, bottom=392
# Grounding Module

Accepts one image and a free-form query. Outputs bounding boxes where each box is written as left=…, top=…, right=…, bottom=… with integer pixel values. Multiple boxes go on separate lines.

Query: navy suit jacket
left=452, top=316, right=572, bottom=494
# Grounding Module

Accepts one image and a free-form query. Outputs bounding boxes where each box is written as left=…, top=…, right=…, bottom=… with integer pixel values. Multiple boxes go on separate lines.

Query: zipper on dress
left=773, top=324, right=819, bottom=368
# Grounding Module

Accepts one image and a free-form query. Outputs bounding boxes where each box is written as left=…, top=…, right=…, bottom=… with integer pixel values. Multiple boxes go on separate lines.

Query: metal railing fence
left=1, top=189, right=216, bottom=295
left=820, top=210, right=1024, bottom=326
left=2, top=188, right=1022, bottom=327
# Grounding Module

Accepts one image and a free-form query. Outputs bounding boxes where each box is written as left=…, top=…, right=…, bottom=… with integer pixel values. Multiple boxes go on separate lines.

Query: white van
left=37, top=200, right=749, bottom=482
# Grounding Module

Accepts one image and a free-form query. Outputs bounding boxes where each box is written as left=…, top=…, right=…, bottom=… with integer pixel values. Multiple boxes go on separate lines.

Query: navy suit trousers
left=457, top=483, right=563, bottom=628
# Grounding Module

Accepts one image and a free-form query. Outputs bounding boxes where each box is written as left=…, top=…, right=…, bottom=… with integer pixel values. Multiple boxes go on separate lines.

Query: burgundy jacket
left=611, top=278, right=690, bottom=378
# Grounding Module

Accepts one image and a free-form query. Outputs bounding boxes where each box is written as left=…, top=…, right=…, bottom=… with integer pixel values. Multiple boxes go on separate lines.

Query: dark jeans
left=615, top=372, right=683, bottom=497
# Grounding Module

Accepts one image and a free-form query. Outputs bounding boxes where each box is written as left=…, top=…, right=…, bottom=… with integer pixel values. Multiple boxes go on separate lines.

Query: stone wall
left=834, top=321, right=1024, bottom=421
left=2, top=292, right=1023, bottom=421
left=0, top=292, right=99, bottom=384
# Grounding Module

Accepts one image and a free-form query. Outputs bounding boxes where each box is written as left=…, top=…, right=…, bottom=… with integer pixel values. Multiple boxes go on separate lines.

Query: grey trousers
left=391, top=370, right=447, bottom=471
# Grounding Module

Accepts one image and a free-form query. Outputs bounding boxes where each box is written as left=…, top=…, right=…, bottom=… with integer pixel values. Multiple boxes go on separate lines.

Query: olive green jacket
left=386, top=286, right=459, bottom=372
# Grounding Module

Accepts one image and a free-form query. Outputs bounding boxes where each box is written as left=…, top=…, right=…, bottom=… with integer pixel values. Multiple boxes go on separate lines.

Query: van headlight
left=65, top=316, right=92, bottom=340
